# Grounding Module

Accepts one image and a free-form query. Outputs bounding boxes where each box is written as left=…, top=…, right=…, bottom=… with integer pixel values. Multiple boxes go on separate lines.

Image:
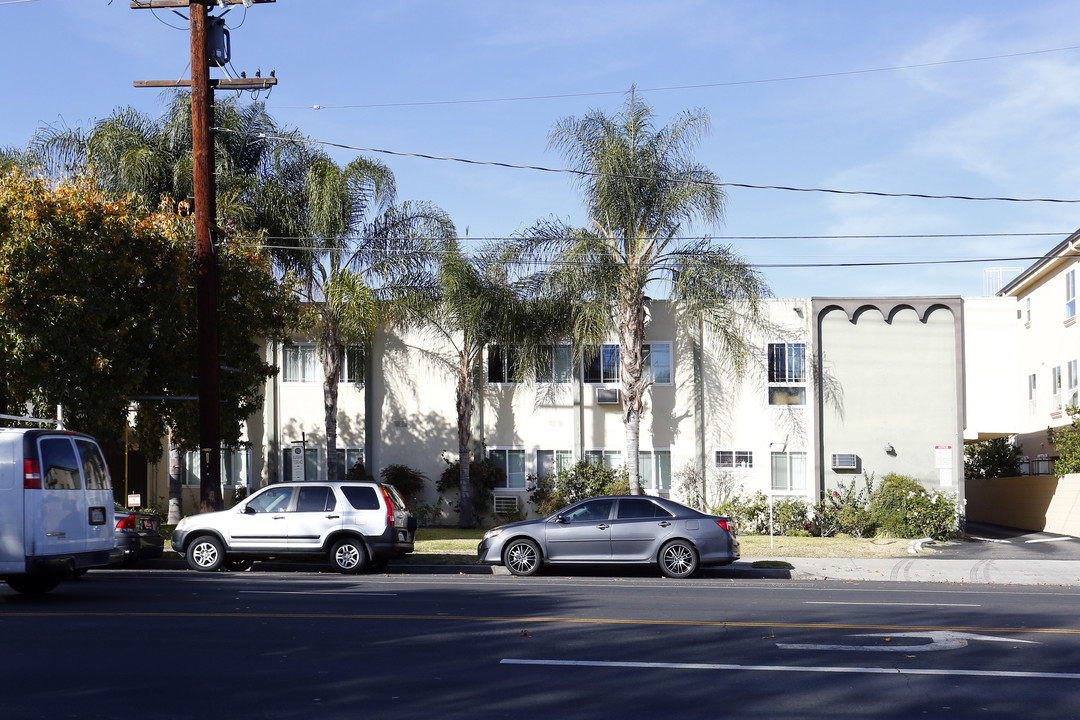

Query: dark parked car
left=478, top=495, right=739, bottom=578
left=112, top=508, right=165, bottom=567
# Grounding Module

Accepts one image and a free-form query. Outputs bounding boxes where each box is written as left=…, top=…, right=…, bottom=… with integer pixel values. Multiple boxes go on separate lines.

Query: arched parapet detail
left=813, top=297, right=961, bottom=325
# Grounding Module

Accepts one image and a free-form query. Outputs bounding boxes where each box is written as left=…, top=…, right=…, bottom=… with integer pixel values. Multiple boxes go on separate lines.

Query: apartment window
left=1053, top=366, right=1063, bottom=412
left=584, top=343, right=670, bottom=384
left=639, top=450, right=671, bottom=493
left=1067, top=270, right=1076, bottom=320
left=716, top=450, right=753, bottom=469
left=643, top=342, right=673, bottom=384
left=771, top=451, right=807, bottom=493
left=283, top=344, right=318, bottom=383
left=1069, top=360, right=1079, bottom=408
left=338, top=345, right=364, bottom=384
left=333, top=447, right=366, bottom=481
left=185, top=448, right=251, bottom=487
left=1029, top=373, right=1037, bottom=415
left=281, top=447, right=320, bottom=482
left=584, top=344, right=620, bottom=384
left=768, top=343, right=806, bottom=405
left=486, top=345, right=518, bottom=384
left=489, top=448, right=526, bottom=489
left=584, top=449, right=622, bottom=469
left=1026, top=297, right=1032, bottom=325
left=537, top=344, right=573, bottom=383
left=536, top=449, right=573, bottom=478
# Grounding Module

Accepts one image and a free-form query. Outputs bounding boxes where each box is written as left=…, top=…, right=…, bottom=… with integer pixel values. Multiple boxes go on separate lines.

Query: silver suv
left=171, top=481, right=416, bottom=573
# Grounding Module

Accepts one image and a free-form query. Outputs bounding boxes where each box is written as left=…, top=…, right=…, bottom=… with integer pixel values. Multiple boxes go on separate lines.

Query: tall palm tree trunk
left=620, top=283, right=648, bottom=494
left=456, top=348, right=476, bottom=527
left=321, top=317, right=342, bottom=482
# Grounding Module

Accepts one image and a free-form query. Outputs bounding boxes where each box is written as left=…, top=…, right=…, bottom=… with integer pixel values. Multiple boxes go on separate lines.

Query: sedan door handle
left=597, top=524, right=610, bottom=530
left=658, top=521, right=672, bottom=527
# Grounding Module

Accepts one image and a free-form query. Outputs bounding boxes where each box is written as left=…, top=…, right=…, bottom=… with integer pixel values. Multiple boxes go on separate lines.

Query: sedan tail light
left=116, top=514, right=136, bottom=530
left=715, top=519, right=733, bottom=533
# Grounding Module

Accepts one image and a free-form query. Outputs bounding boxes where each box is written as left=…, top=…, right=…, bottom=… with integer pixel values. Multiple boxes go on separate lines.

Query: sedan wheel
left=504, top=538, right=541, bottom=576
left=187, top=536, right=225, bottom=572
left=659, top=540, right=699, bottom=579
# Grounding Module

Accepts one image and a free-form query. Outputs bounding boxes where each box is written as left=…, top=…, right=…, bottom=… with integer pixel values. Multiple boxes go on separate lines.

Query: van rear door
left=34, top=436, right=90, bottom=558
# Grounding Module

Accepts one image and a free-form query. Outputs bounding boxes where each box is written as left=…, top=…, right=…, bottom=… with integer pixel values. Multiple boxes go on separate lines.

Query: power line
left=220, top=127, right=1080, bottom=204
left=272, top=45, right=1080, bottom=111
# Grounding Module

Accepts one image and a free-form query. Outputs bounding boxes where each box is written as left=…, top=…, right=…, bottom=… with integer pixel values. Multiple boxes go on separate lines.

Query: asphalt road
left=3, top=567, right=1079, bottom=719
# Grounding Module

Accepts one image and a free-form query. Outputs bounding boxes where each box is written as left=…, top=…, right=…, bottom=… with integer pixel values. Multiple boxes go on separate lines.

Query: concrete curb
left=124, top=555, right=1080, bottom=585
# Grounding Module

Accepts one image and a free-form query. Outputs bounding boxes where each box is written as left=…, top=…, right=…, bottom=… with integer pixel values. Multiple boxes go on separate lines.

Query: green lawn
left=410, top=526, right=914, bottom=563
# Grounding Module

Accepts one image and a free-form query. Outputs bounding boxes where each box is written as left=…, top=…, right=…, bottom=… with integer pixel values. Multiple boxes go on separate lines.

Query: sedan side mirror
left=244, top=505, right=257, bottom=515
left=554, top=514, right=566, bottom=524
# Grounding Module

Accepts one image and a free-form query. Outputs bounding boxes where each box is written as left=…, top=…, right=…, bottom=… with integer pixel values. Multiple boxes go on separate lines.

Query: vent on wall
left=494, top=496, right=518, bottom=514
left=596, top=388, right=621, bottom=404
left=831, top=453, right=858, bottom=470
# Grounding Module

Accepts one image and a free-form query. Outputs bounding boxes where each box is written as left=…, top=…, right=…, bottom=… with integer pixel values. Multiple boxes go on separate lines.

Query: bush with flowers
left=869, top=473, right=961, bottom=540
left=812, top=475, right=876, bottom=538
left=529, top=461, right=630, bottom=516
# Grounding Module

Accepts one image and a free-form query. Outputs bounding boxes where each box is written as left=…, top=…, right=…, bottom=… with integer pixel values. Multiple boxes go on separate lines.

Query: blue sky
left=4, top=0, right=1080, bottom=299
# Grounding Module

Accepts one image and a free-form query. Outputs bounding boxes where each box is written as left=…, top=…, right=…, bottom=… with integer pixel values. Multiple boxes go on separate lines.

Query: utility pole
left=133, top=0, right=277, bottom=512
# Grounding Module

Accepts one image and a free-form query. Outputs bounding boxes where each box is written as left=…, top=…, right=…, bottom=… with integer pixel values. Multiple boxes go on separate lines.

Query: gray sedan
left=477, top=495, right=739, bottom=578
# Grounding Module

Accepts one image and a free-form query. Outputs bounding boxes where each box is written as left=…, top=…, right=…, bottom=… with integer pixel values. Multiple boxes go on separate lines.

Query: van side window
left=341, top=486, right=379, bottom=510
left=75, top=440, right=111, bottom=490
left=40, top=438, right=81, bottom=490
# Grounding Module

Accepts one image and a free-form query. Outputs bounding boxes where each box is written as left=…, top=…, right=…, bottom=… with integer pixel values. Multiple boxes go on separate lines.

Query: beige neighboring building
left=148, top=290, right=1018, bottom=521
left=998, top=234, right=1080, bottom=472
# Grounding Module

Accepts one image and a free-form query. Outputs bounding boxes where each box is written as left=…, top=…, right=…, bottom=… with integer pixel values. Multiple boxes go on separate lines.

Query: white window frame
left=767, top=342, right=807, bottom=406
left=537, top=344, right=574, bottom=384
left=643, top=342, right=673, bottom=385
left=584, top=344, right=621, bottom=384
left=486, top=345, right=518, bottom=385
left=1069, top=360, right=1079, bottom=409
left=771, top=451, right=807, bottom=493
left=536, top=449, right=574, bottom=478
left=488, top=447, right=527, bottom=490
left=281, top=446, right=320, bottom=482
left=1067, top=270, right=1076, bottom=320
left=639, top=449, right=671, bottom=493
left=184, top=447, right=251, bottom=488
left=333, top=446, right=366, bottom=481
left=338, top=345, right=364, bottom=384
left=283, top=344, right=318, bottom=384
left=1053, top=365, right=1063, bottom=412
left=1029, top=373, right=1038, bottom=415
left=716, top=449, right=753, bottom=470
left=583, top=449, right=623, bottom=469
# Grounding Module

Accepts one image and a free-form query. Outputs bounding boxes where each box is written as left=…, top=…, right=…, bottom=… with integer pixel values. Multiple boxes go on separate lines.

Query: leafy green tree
left=393, top=240, right=570, bottom=527
left=964, top=436, right=1023, bottom=479
left=518, top=90, right=769, bottom=493
left=1050, top=407, right=1080, bottom=475
left=263, top=146, right=456, bottom=483
left=0, top=169, right=296, bottom=465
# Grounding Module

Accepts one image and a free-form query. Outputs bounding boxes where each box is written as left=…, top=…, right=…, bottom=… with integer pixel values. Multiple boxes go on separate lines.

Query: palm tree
left=268, top=149, right=456, bottom=483
left=390, top=239, right=569, bottom=527
left=519, top=90, right=770, bottom=494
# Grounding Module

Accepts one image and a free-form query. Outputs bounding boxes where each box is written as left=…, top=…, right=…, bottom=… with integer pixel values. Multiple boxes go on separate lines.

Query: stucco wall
left=966, top=474, right=1080, bottom=537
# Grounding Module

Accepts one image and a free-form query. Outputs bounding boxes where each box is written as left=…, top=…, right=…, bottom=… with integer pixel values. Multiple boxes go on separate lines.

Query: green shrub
left=711, top=492, right=810, bottom=536
left=813, top=475, right=876, bottom=538
left=437, top=457, right=502, bottom=522
left=869, top=473, right=960, bottom=540
left=379, top=464, right=428, bottom=508
left=529, top=461, right=630, bottom=516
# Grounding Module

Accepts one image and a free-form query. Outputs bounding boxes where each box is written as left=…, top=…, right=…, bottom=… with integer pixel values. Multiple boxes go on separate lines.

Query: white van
left=0, top=428, right=115, bottom=594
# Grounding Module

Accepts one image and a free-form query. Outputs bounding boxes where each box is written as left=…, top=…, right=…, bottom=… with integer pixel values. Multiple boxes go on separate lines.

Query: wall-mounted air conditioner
left=831, top=453, right=858, bottom=470
left=596, top=388, right=621, bottom=404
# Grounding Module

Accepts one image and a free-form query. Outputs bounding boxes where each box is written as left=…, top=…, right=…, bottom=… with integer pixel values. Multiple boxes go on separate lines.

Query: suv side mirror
left=244, top=505, right=257, bottom=514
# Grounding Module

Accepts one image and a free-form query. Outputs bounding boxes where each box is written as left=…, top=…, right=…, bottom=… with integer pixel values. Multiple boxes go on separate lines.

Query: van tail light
left=379, top=487, right=395, bottom=527
left=116, top=514, right=136, bottom=530
left=715, top=519, right=732, bottom=533
left=23, top=460, right=41, bottom=489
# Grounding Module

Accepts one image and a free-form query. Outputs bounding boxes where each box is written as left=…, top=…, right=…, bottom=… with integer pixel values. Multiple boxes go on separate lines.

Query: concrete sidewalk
left=728, top=556, right=1080, bottom=585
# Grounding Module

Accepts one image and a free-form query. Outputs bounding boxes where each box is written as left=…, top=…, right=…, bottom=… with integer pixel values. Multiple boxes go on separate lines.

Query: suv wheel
left=330, top=538, right=367, bottom=574
left=187, top=535, right=225, bottom=572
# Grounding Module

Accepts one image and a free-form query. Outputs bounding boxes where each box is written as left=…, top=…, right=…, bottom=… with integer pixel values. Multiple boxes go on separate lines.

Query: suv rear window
left=341, top=485, right=380, bottom=510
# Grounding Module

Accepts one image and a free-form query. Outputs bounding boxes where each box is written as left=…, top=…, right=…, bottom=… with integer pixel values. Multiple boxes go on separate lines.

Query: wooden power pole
left=132, top=0, right=277, bottom=512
